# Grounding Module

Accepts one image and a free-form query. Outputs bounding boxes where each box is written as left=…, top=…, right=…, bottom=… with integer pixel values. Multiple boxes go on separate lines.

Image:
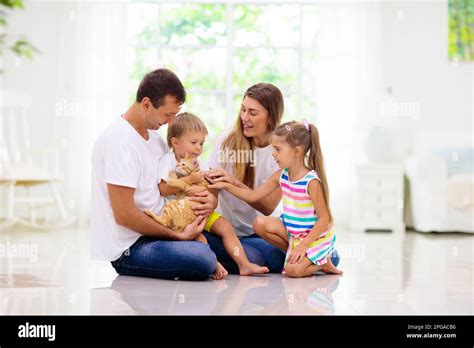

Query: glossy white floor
left=0, top=225, right=472, bottom=315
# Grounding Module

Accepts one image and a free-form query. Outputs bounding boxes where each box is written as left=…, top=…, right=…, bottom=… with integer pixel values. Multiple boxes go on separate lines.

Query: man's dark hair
left=136, top=69, right=186, bottom=107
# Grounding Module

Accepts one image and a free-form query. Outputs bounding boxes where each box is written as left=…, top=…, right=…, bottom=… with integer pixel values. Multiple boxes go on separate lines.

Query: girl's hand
left=288, top=241, right=310, bottom=264
left=208, top=181, right=230, bottom=190
left=205, top=167, right=237, bottom=186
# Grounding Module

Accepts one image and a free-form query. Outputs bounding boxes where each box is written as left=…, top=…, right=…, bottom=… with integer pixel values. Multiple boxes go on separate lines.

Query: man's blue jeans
left=203, top=232, right=341, bottom=274
left=111, top=236, right=217, bottom=281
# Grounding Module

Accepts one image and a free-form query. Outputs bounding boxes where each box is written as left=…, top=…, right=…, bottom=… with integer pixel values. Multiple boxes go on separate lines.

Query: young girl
left=208, top=120, right=342, bottom=278
left=158, top=112, right=269, bottom=279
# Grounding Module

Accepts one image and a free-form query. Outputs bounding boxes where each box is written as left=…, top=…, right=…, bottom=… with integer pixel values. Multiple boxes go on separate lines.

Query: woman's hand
left=205, top=167, right=238, bottom=186
left=288, top=241, right=310, bottom=264
left=189, top=190, right=217, bottom=218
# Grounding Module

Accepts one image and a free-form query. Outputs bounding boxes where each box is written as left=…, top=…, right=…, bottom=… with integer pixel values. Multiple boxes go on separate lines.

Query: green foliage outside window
left=127, top=3, right=317, bottom=158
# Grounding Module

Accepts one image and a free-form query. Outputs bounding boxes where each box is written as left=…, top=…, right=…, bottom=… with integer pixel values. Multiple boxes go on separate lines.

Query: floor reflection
left=90, top=273, right=342, bottom=315
left=1, top=226, right=471, bottom=315
left=0, top=273, right=61, bottom=288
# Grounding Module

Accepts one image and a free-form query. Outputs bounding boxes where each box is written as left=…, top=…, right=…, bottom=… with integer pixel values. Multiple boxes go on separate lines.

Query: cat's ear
left=184, top=152, right=192, bottom=160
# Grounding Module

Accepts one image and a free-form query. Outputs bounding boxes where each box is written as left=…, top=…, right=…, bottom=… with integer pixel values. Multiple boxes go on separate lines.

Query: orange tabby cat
left=144, top=155, right=209, bottom=231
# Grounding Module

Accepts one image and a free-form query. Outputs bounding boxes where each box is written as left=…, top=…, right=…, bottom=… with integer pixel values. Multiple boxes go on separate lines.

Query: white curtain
left=3, top=0, right=129, bottom=226
left=309, top=3, right=384, bottom=227
left=52, top=2, right=129, bottom=226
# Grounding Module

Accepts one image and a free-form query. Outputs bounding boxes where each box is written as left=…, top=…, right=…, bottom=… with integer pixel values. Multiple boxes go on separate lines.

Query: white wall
left=315, top=1, right=473, bottom=229
left=378, top=0, right=473, bottom=150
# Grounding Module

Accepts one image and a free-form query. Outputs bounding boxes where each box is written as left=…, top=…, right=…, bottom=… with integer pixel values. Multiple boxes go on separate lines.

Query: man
left=91, top=69, right=217, bottom=280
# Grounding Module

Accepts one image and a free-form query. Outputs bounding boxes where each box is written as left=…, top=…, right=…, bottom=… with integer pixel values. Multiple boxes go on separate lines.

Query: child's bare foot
left=239, top=262, right=269, bottom=276
left=321, top=257, right=343, bottom=275
left=211, top=262, right=228, bottom=280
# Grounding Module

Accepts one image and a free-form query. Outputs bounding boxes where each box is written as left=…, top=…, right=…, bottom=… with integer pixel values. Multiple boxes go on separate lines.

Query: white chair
left=404, top=151, right=474, bottom=233
left=0, top=90, right=75, bottom=229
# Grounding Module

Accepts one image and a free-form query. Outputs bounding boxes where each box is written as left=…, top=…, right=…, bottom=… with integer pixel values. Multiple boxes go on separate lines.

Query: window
left=126, top=2, right=320, bottom=158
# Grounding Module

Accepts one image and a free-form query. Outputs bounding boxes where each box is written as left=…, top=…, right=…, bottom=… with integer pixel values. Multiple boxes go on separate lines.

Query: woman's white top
left=208, top=131, right=282, bottom=237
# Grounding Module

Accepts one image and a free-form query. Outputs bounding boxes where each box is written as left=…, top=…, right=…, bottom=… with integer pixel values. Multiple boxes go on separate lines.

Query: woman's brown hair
left=221, top=83, right=284, bottom=187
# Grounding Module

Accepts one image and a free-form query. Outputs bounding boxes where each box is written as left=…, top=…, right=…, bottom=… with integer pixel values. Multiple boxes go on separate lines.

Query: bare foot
left=321, top=256, right=343, bottom=275
left=211, top=262, right=228, bottom=280
left=239, top=262, right=269, bottom=276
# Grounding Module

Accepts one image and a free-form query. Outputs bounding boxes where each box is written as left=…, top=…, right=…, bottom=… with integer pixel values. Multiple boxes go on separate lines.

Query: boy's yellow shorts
left=203, top=211, right=222, bottom=232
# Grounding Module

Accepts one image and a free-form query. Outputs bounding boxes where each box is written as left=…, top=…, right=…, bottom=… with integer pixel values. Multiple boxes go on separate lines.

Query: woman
left=205, top=83, right=341, bottom=274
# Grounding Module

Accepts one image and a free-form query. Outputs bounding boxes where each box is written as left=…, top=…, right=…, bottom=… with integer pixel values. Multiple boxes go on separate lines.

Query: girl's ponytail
left=274, top=121, right=333, bottom=225
left=307, top=124, right=333, bottom=225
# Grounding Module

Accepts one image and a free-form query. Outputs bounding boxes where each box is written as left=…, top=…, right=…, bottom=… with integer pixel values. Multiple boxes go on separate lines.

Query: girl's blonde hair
left=167, top=112, right=208, bottom=149
left=273, top=121, right=333, bottom=224
left=221, top=83, right=284, bottom=188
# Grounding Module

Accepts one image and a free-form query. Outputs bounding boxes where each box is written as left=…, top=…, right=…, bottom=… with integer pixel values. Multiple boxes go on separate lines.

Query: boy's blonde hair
left=167, top=112, right=208, bottom=148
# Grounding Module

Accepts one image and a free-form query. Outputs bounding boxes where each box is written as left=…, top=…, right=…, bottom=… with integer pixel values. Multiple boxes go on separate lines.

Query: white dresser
left=351, top=162, right=405, bottom=236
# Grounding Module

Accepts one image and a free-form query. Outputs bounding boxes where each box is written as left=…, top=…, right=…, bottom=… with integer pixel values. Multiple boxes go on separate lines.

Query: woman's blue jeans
left=202, top=232, right=340, bottom=274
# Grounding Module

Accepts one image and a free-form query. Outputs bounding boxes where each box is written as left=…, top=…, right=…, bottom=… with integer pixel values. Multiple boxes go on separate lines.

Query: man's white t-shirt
left=158, top=152, right=210, bottom=202
left=208, top=131, right=282, bottom=237
left=91, top=117, right=167, bottom=261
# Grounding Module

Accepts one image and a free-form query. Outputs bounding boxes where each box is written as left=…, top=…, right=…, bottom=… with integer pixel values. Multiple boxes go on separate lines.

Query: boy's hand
left=288, top=241, right=310, bottom=264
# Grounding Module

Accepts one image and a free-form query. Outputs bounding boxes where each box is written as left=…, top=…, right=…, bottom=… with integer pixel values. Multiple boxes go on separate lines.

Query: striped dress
left=279, top=168, right=336, bottom=267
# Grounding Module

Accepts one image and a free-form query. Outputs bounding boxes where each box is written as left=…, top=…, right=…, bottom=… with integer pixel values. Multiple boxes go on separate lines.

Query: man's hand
left=189, top=190, right=217, bottom=218
left=178, top=215, right=206, bottom=241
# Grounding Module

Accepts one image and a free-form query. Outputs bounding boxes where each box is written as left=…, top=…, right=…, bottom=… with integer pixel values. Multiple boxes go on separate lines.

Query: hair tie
left=285, top=124, right=291, bottom=131
left=302, top=118, right=311, bottom=133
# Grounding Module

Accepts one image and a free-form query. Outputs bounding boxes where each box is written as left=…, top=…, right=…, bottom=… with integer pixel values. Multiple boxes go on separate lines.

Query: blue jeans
left=111, top=236, right=217, bottom=281
left=203, top=232, right=340, bottom=274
